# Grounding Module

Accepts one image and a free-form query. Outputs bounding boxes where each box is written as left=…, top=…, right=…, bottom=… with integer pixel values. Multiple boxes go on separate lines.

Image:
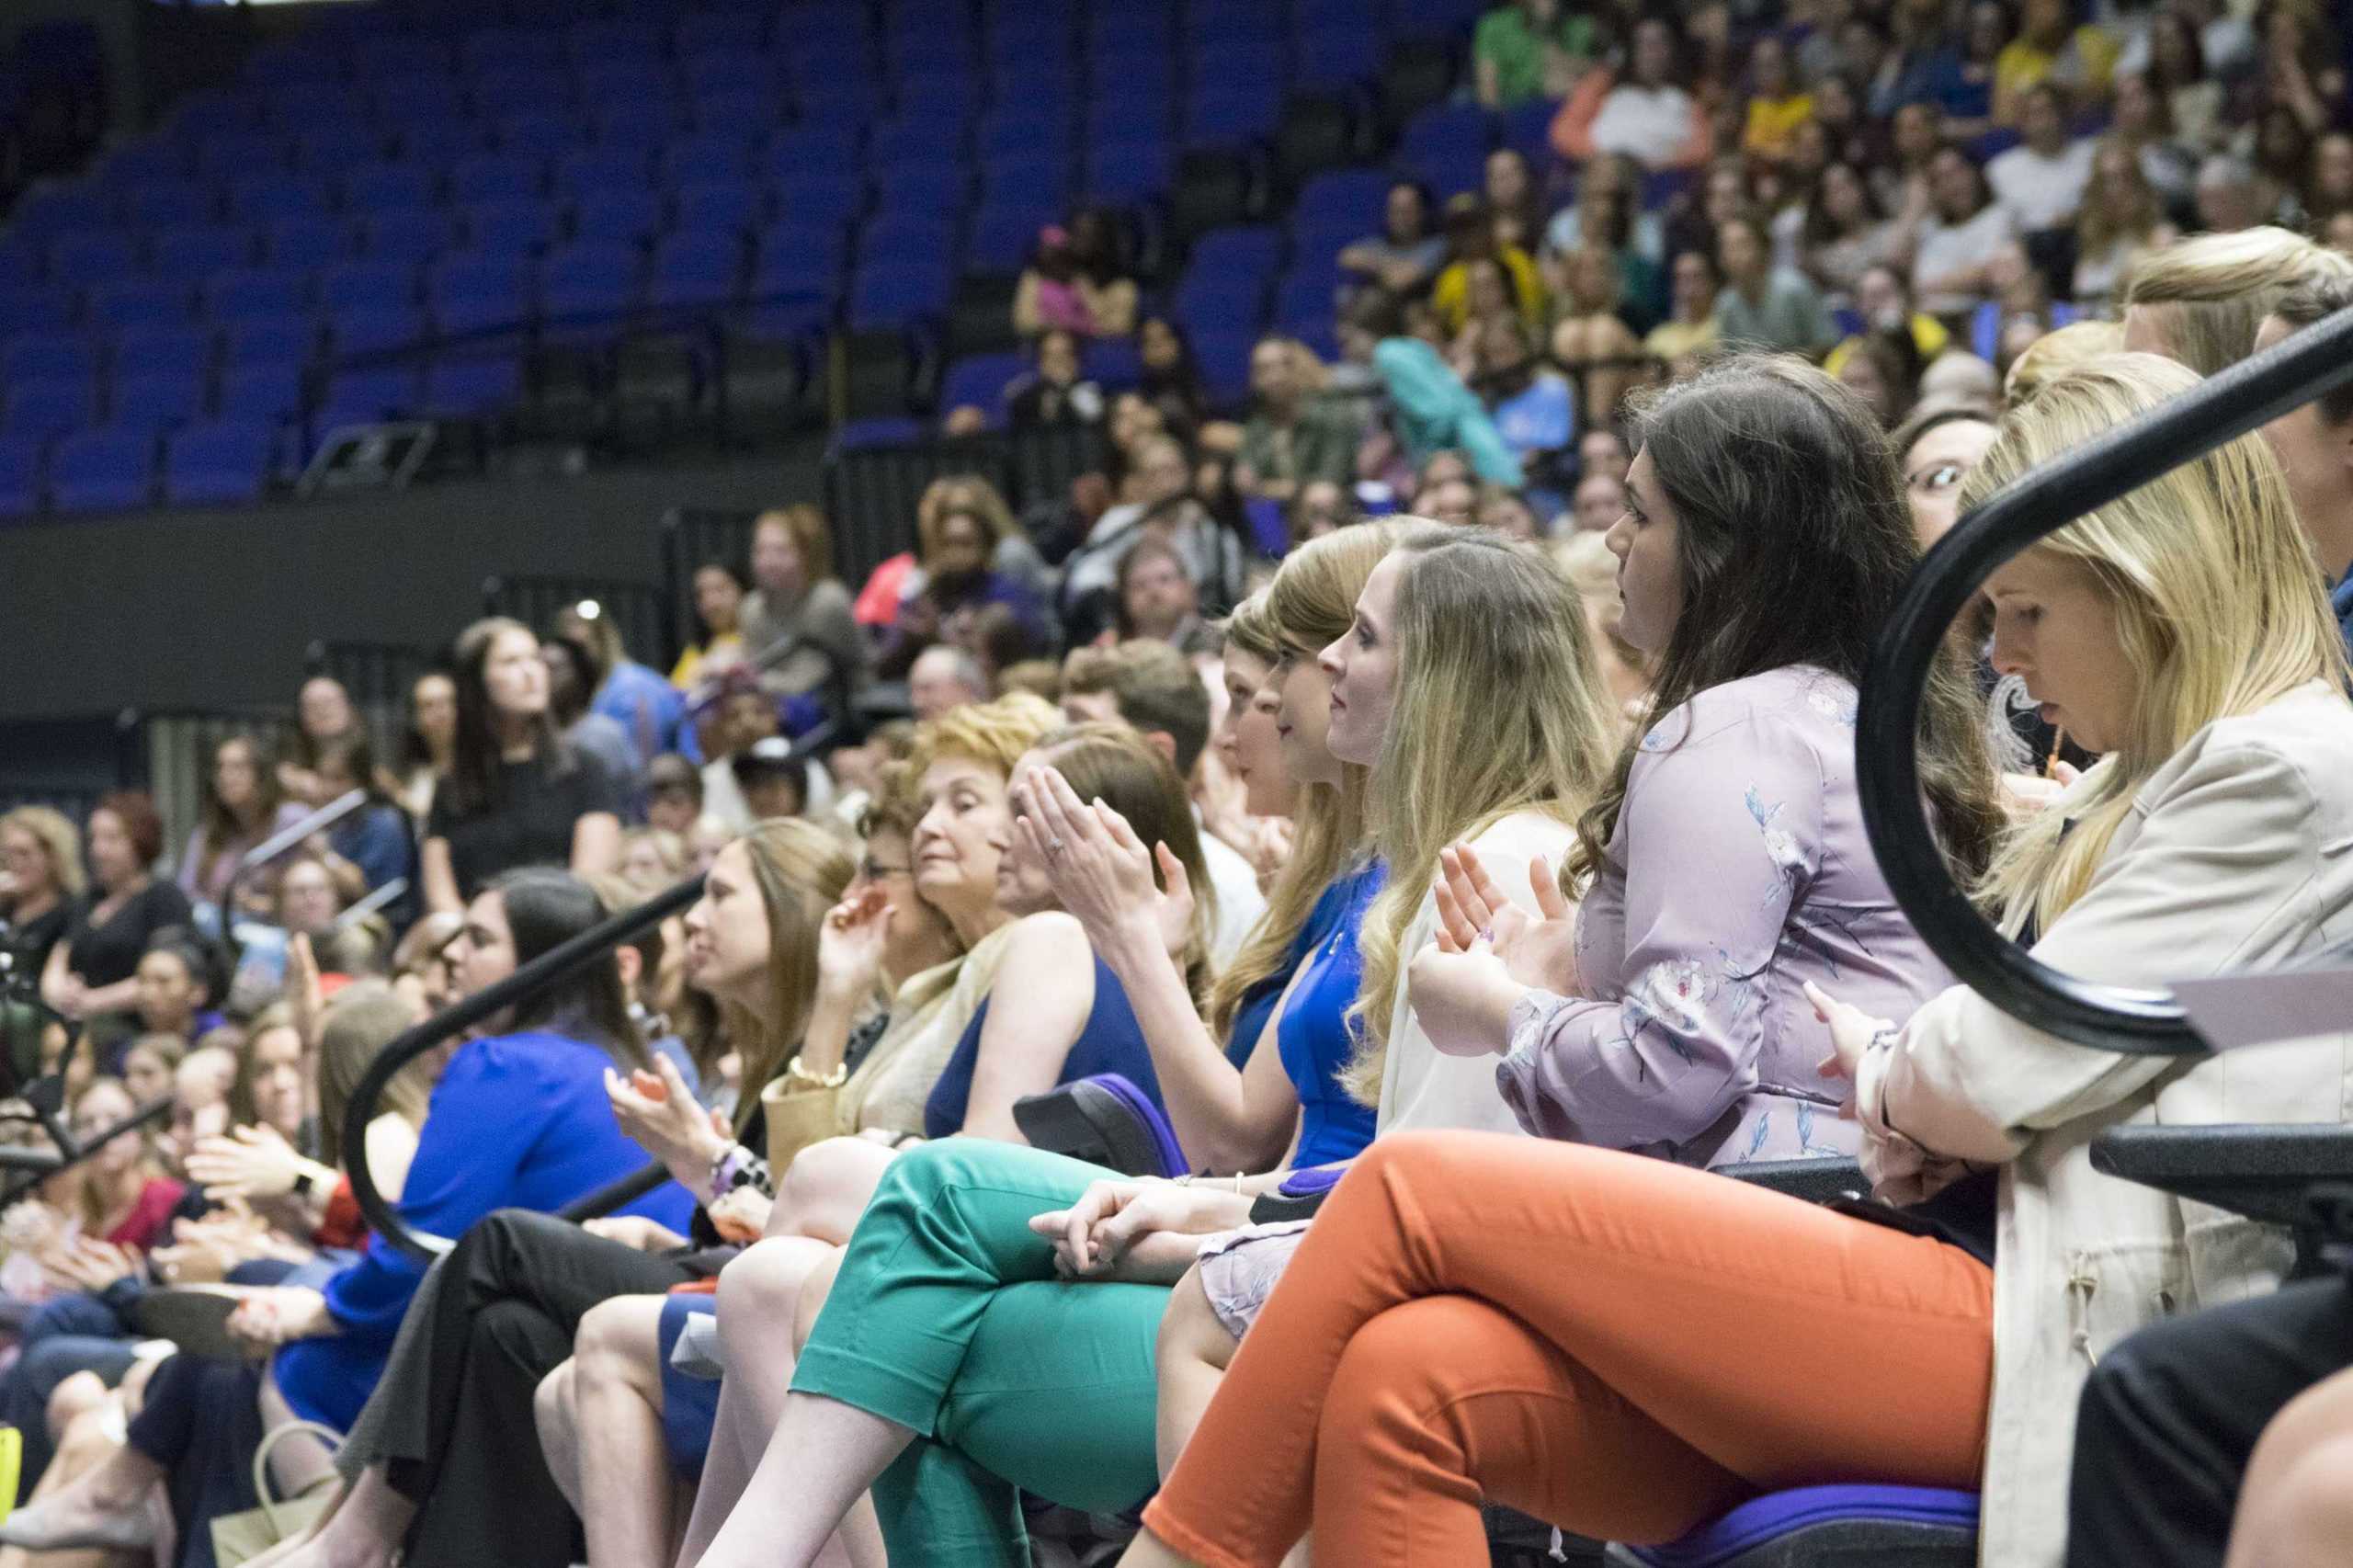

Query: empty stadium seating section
left=0, top=0, right=1536, bottom=519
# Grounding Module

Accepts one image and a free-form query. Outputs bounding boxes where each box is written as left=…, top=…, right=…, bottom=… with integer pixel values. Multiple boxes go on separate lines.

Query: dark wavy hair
left=442, top=617, right=574, bottom=819
left=1570, top=355, right=2003, bottom=887
left=484, top=869, right=646, bottom=1070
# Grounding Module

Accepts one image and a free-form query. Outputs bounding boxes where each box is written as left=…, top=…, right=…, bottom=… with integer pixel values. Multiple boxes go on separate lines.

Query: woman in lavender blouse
left=1409, top=354, right=2006, bottom=1166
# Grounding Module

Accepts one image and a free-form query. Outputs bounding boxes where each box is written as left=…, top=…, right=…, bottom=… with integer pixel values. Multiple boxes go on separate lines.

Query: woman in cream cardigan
left=1109, top=352, right=2353, bottom=1568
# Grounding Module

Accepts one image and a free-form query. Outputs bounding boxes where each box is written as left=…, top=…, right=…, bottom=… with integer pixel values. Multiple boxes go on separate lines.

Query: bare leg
left=533, top=1359, right=583, bottom=1517
left=766, top=1138, right=899, bottom=1246
left=0, top=1402, right=160, bottom=1565
left=2229, top=1366, right=2353, bottom=1568
left=674, top=1235, right=839, bottom=1564
left=1153, top=1268, right=1242, bottom=1480
left=789, top=1251, right=882, bottom=1568
left=690, top=1391, right=915, bottom=1568
left=1113, top=1530, right=1205, bottom=1568
left=571, top=1294, right=679, bottom=1568
left=256, top=1464, right=411, bottom=1568
left=257, top=1370, right=339, bottom=1500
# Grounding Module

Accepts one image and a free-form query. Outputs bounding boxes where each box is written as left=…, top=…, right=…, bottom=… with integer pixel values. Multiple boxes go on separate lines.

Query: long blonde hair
left=1344, top=525, right=1620, bottom=1104
left=1205, top=532, right=1399, bottom=1040
left=722, top=819, right=857, bottom=1130
left=1972, top=352, right=2349, bottom=936
left=2120, top=227, right=2353, bottom=377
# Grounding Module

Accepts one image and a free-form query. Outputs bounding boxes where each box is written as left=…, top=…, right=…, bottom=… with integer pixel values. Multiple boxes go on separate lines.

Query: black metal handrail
left=1857, top=305, right=2353, bottom=1055
left=344, top=869, right=706, bottom=1261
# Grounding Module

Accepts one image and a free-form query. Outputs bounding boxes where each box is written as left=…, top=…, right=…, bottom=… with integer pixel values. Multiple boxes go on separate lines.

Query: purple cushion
left=1086, top=1073, right=1189, bottom=1180
left=1624, top=1486, right=1980, bottom=1568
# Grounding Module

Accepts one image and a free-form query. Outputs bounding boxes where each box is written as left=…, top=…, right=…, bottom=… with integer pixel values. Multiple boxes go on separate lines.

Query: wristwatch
left=290, top=1168, right=317, bottom=1199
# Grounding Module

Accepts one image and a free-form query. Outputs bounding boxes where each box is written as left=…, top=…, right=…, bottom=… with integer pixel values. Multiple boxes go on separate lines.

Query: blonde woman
left=0, top=806, right=82, bottom=1012
left=1120, top=353, right=2353, bottom=1568
left=688, top=525, right=1627, bottom=1568
left=2073, top=140, right=2177, bottom=309
left=2120, top=225, right=2353, bottom=375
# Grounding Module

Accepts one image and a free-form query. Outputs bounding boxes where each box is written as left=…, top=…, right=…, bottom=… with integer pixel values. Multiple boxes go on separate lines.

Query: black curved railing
left=344, top=869, right=705, bottom=1261
left=1858, top=304, right=2353, bottom=1055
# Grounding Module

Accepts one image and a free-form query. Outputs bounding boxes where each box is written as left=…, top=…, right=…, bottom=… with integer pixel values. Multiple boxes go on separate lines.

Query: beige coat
left=1853, top=682, right=2353, bottom=1568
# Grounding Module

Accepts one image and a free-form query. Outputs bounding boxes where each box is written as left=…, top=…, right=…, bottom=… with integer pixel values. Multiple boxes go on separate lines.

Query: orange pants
left=1142, top=1131, right=1995, bottom=1568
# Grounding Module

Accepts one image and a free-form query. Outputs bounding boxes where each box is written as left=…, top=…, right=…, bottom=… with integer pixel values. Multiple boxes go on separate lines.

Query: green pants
left=792, top=1141, right=1172, bottom=1565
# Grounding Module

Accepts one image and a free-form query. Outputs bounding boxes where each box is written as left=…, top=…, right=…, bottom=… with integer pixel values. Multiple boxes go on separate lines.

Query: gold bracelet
left=781, top=1053, right=848, bottom=1091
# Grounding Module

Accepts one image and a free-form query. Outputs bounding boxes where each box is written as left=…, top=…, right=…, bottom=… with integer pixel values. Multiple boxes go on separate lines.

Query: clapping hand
left=1013, top=766, right=1195, bottom=960
left=226, top=1285, right=336, bottom=1347
left=38, top=1235, right=141, bottom=1294
left=1432, top=845, right=1581, bottom=993
left=186, top=1124, right=302, bottom=1200
left=605, top=1056, right=729, bottom=1188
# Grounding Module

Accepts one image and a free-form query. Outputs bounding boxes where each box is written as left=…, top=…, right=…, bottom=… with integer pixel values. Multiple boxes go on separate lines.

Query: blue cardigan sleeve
left=318, top=1039, right=546, bottom=1346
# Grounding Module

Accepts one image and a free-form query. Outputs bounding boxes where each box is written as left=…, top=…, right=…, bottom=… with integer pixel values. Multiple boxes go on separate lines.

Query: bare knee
left=45, top=1371, right=110, bottom=1442
left=535, top=1359, right=575, bottom=1444
left=1156, top=1265, right=1240, bottom=1374
left=2250, top=1433, right=2353, bottom=1563
left=789, top=1247, right=847, bottom=1354
left=715, top=1234, right=830, bottom=1325
left=575, top=1295, right=668, bottom=1398
left=771, top=1137, right=892, bottom=1243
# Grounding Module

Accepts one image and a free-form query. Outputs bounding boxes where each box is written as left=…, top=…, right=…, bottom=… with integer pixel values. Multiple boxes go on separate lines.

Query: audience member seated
left=1914, top=145, right=2018, bottom=317
left=1334, top=179, right=1441, bottom=303
left=1109, top=537, right=1211, bottom=655
left=541, top=631, right=646, bottom=799
left=1643, top=249, right=1722, bottom=376
left=1742, top=35, right=1814, bottom=163
left=739, top=506, right=867, bottom=704
left=1551, top=15, right=1713, bottom=169
left=1336, top=291, right=1524, bottom=494
left=1062, top=437, right=1250, bottom=622
left=670, top=561, right=748, bottom=692
left=1836, top=324, right=1927, bottom=426
left=1483, top=148, right=1549, bottom=256
left=421, top=619, right=625, bottom=915
left=1570, top=467, right=1629, bottom=534
left=1061, top=639, right=1267, bottom=963
left=2106, top=69, right=2199, bottom=212
left=558, top=603, right=685, bottom=768
left=1548, top=243, right=1649, bottom=427
left=881, top=481, right=1051, bottom=680
left=1234, top=338, right=1360, bottom=508
left=131, top=939, right=224, bottom=1053
left=1714, top=214, right=1841, bottom=355
left=1993, top=0, right=2119, bottom=125
left=1543, top=153, right=1667, bottom=285
left=2190, top=152, right=2266, bottom=234
left=1473, top=0, right=1592, bottom=110
left=1136, top=317, right=1211, bottom=446
left=1552, top=528, right=1654, bottom=720
left=1989, top=83, right=2096, bottom=245
left=396, top=672, right=457, bottom=829
left=2073, top=138, right=2179, bottom=307
left=643, top=755, right=704, bottom=838
left=178, top=735, right=306, bottom=917
left=0, top=808, right=83, bottom=1010
left=1893, top=400, right=2000, bottom=550
left=1802, top=160, right=1911, bottom=311
left=1013, top=212, right=1138, bottom=341
left=1475, top=316, right=1575, bottom=485
left=906, top=645, right=992, bottom=724
left=2120, top=224, right=2353, bottom=377
left=42, top=793, right=195, bottom=1060
left=1006, top=328, right=1105, bottom=433
left=1430, top=195, right=1545, bottom=337
left=278, top=676, right=367, bottom=807
left=286, top=731, right=418, bottom=935
left=1115, top=350, right=2339, bottom=1568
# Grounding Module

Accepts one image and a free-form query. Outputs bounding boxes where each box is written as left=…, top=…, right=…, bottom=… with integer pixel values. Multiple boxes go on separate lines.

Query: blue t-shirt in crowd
left=923, top=954, right=1165, bottom=1140
left=593, top=660, right=686, bottom=766
left=1278, top=860, right=1384, bottom=1170
left=330, top=801, right=417, bottom=931
left=274, top=1028, right=694, bottom=1430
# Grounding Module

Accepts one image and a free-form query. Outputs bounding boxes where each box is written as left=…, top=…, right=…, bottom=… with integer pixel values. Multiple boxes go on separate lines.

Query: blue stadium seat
left=1189, top=224, right=1286, bottom=282
left=794, top=78, right=883, bottom=129
left=676, top=9, right=770, bottom=56
left=1295, top=23, right=1381, bottom=91
left=871, top=164, right=969, bottom=219
left=198, top=130, right=290, bottom=181
left=1085, top=336, right=1143, bottom=390
left=765, top=127, right=864, bottom=179
left=216, top=358, right=306, bottom=421
left=352, top=36, right=454, bottom=80
left=48, top=231, right=138, bottom=285
left=1085, top=138, right=1176, bottom=204
left=749, top=238, right=847, bottom=308
left=12, top=187, right=115, bottom=243
left=292, top=125, right=386, bottom=173
left=169, top=86, right=267, bottom=141
left=1185, top=79, right=1285, bottom=150
left=395, top=120, right=490, bottom=168
left=773, top=172, right=867, bottom=229
left=265, top=216, right=346, bottom=270
left=573, top=187, right=667, bottom=245
left=450, top=152, right=548, bottom=204
left=223, top=314, right=318, bottom=369
left=165, top=419, right=275, bottom=506
left=314, top=366, right=422, bottom=435
left=847, top=259, right=952, bottom=329
left=422, top=355, right=523, bottom=418
left=152, top=223, right=256, bottom=278
left=208, top=267, right=316, bottom=324
left=468, top=66, right=575, bottom=119
left=662, top=133, right=758, bottom=187
left=319, top=260, right=416, bottom=316
left=325, top=304, right=426, bottom=358
left=541, top=241, right=643, bottom=326
left=0, top=288, right=74, bottom=339
left=648, top=233, right=744, bottom=312
left=0, top=435, right=40, bottom=518
left=228, top=173, right=335, bottom=225
left=977, top=152, right=1074, bottom=210
left=369, top=73, right=468, bottom=126
left=968, top=202, right=1058, bottom=274
left=1174, top=276, right=1270, bottom=342
left=1399, top=103, right=1496, bottom=196
left=5, top=375, right=97, bottom=443
left=577, top=61, right=676, bottom=117
left=97, top=141, right=194, bottom=188
left=0, top=233, right=42, bottom=287
left=675, top=179, right=767, bottom=236
left=86, top=279, right=195, bottom=333
left=938, top=349, right=1029, bottom=426
left=342, top=161, right=440, bottom=213
left=350, top=210, right=458, bottom=267
left=554, top=146, right=653, bottom=199
left=834, top=415, right=924, bottom=450
left=1605, top=1486, right=1980, bottom=1568
left=680, top=50, right=775, bottom=100
left=123, top=177, right=219, bottom=229
left=1501, top=96, right=1563, bottom=170
left=429, top=254, right=535, bottom=337
left=565, top=20, right=663, bottom=70
left=1293, top=167, right=1396, bottom=231
left=460, top=198, right=562, bottom=256
left=3, top=330, right=97, bottom=384
left=975, top=113, right=1070, bottom=164
left=110, top=371, right=209, bottom=433
left=690, top=87, right=786, bottom=138
left=49, top=427, right=156, bottom=512
left=498, top=111, right=583, bottom=159
left=1190, top=326, right=1255, bottom=408
left=462, top=29, right=565, bottom=78
left=112, top=324, right=214, bottom=381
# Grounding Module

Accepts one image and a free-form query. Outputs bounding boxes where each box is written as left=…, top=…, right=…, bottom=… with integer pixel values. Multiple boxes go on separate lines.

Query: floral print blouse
left=1496, top=665, right=1957, bottom=1166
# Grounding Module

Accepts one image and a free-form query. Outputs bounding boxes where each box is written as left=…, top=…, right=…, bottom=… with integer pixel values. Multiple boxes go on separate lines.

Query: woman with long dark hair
left=42, top=792, right=193, bottom=1057
left=420, top=618, right=624, bottom=916
left=178, top=735, right=305, bottom=913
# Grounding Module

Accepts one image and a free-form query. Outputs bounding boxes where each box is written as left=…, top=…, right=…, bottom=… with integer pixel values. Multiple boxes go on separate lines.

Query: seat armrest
left=2090, top=1124, right=2353, bottom=1227
left=1720, top=1157, right=1865, bottom=1206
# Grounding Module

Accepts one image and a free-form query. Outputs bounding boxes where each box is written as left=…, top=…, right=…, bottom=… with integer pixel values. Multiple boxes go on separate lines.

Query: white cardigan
left=1852, top=682, right=2353, bottom=1568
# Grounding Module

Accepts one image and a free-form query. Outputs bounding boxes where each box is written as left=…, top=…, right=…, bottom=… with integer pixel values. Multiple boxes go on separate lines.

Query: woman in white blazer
left=1106, top=351, right=2353, bottom=1568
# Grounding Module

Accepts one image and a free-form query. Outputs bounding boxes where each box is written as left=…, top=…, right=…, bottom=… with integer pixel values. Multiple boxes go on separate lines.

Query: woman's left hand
left=1803, top=981, right=1892, bottom=1119
left=1015, top=766, right=1193, bottom=960
left=605, top=1056, right=730, bottom=1187
left=38, top=1236, right=141, bottom=1294
left=226, top=1285, right=337, bottom=1347
left=185, top=1124, right=301, bottom=1199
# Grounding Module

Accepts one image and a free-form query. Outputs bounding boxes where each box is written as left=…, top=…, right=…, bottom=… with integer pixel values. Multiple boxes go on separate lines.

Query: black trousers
left=2068, top=1274, right=2353, bottom=1568
left=126, top=1353, right=266, bottom=1568
left=372, top=1209, right=697, bottom=1568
